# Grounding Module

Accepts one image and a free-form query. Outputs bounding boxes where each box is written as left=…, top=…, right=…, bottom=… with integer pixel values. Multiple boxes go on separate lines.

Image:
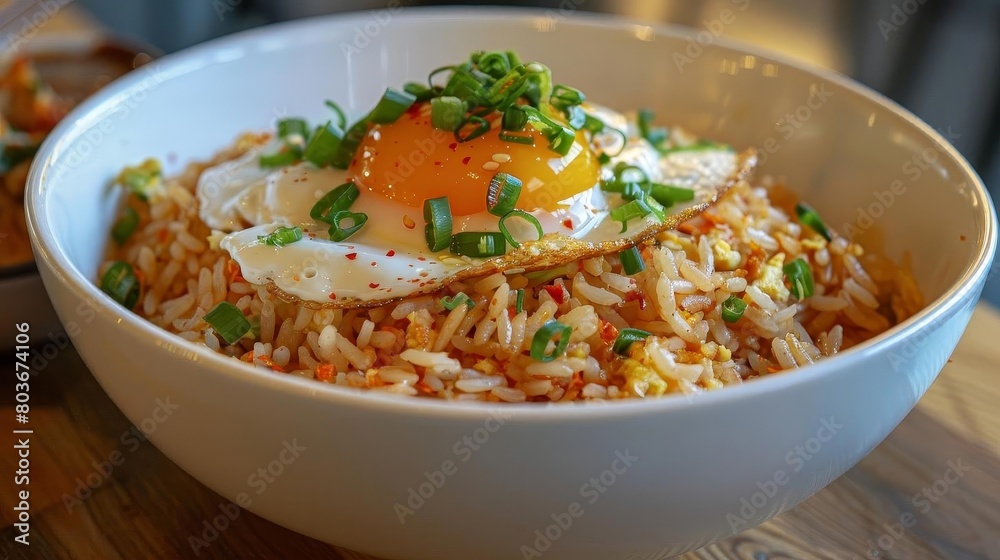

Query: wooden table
left=1, top=302, right=998, bottom=559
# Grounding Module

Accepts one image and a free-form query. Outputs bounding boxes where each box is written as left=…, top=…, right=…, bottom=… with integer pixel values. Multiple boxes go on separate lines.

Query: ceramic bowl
left=25, top=9, right=997, bottom=560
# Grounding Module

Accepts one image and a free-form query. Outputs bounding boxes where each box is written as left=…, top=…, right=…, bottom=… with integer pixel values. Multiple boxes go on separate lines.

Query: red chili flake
left=960, top=234, right=967, bottom=241
left=624, top=290, right=647, bottom=310
left=599, top=320, right=619, bottom=345
left=543, top=285, right=565, bottom=305
left=308, top=232, right=317, bottom=238
left=328, top=292, right=337, bottom=299
left=434, top=161, right=442, bottom=166
left=370, top=261, right=377, bottom=267
left=351, top=158, right=358, bottom=167
left=386, top=250, right=396, bottom=257
left=369, top=282, right=380, bottom=289
left=417, top=257, right=426, bottom=261
left=462, top=156, right=472, bottom=165
left=562, top=218, right=574, bottom=230
left=345, top=253, right=358, bottom=260
left=449, top=142, right=458, bottom=151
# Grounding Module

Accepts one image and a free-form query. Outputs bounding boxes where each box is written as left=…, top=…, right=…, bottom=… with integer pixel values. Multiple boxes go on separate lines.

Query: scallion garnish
left=795, top=203, right=832, bottom=241
left=303, top=121, right=343, bottom=167
left=111, top=207, right=139, bottom=246
left=259, top=150, right=299, bottom=168
left=637, top=108, right=668, bottom=150
left=324, top=100, right=347, bottom=130
left=100, top=261, right=140, bottom=310
left=610, top=199, right=653, bottom=233
left=720, top=295, right=747, bottom=323
left=430, top=96, right=465, bottom=131
left=403, top=81, right=439, bottom=102
left=329, top=118, right=369, bottom=169
left=258, top=226, right=303, bottom=247
left=620, top=246, right=645, bottom=275
left=515, top=288, right=525, bottom=314
left=530, top=320, right=573, bottom=362
left=277, top=118, right=308, bottom=140
left=441, top=292, right=475, bottom=310
left=327, top=211, right=368, bottom=242
left=498, top=131, right=534, bottom=145
left=611, top=328, right=651, bottom=355
left=456, top=115, right=491, bottom=142
left=783, top=258, right=815, bottom=300
left=550, top=84, right=585, bottom=109
left=368, top=88, right=417, bottom=124
left=310, top=182, right=360, bottom=223
left=117, top=158, right=162, bottom=201
left=423, top=196, right=453, bottom=252
left=203, top=302, right=251, bottom=345
left=486, top=172, right=522, bottom=216
left=499, top=210, right=544, bottom=248
left=649, top=183, right=695, bottom=206
left=450, top=231, right=506, bottom=258
left=502, top=106, right=528, bottom=131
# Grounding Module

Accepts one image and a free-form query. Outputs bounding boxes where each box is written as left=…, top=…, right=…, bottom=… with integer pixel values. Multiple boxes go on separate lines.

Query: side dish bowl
left=26, top=9, right=996, bottom=560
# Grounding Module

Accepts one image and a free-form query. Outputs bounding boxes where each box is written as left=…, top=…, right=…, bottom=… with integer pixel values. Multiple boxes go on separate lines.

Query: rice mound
left=101, top=138, right=923, bottom=403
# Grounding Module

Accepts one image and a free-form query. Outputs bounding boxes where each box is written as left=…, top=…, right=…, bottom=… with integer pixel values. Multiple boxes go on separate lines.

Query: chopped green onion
left=582, top=113, right=605, bottom=134
left=368, top=88, right=416, bottom=124
left=403, top=81, right=439, bottom=102
left=327, top=211, right=368, bottom=242
left=259, top=150, right=299, bottom=168
left=649, top=183, right=695, bottom=207
left=521, top=106, right=575, bottom=156
left=720, top=295, right=747, bottom=323
left=117, top=158, right=162, bottom=201
left=610, top=199, right=653, bottom=233
left=427, top=65, right=454, bottom=88
left=455, top=115, right=491, bottom=142
left=530, top=320, right=573, bottom=362
left=100, top=261, right=140, bottom=310
left=525, top=266, right=570, bottom=285
left=277, top=118, right=308, bottom=140
left=612, top=328, right=651, bottom=355
left=430, top=96, right=465, bottom=131
left=620, top=182, right=649, bottom=201
left=441, top=292, right=475, bottom=310
left=310, top=182, right=359, bottom=223
left=111, top=206, right=139, bottom=246
left=547, top=125, right=576, bottom=156
left=620, top=246, right=645, bottom=275
left=550, top=84, right=585, bottom=109
left=660, top=139, right=731, bottom=154
left=499, top=131, right=534, bottom=145
left=499, top=210, right=544, bottom=248
left=486, top=172, right=523, bottom=216
left=637, top=108, right=668, bottom=149
left=597, top=153, right=611, bottom=165
left=783, top=258, right=815, bottom=300
left=515, top=288, right=525, bottom=314
left=423, top=196, right=453, bottom=252
left=795, top=203, right=832, bottom=241
left=450, top=232, right=506, bottom=258
left=303, top=121, right=343, bottom=167
left=502, top=106, right=528, bottom=131
left=257, top=226, right=303, bottom=247
left=324, top=100, right=347, bottom=130
left=564, top=105, right=587, bottom=130
left=329, top=118, right=370, bottom=169
left=475, top=51, right=513, bottom=79
left=203, top=302, right=251, bottom=345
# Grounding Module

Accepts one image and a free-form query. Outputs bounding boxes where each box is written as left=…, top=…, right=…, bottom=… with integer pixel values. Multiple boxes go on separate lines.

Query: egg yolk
left=348, top=103, right=600, bottom=216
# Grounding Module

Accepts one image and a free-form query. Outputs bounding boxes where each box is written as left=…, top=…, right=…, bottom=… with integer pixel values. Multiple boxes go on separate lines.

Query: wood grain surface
left=1, top=304, right=999, bottom=560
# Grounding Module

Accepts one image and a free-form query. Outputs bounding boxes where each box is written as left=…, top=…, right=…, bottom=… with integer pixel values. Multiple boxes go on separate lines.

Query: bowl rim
left=25, top=6, right=998, bottom=421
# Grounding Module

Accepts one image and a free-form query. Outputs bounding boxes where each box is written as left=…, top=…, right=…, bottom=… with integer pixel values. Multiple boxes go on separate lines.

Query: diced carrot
left=315, top=363, right=336, bottom=382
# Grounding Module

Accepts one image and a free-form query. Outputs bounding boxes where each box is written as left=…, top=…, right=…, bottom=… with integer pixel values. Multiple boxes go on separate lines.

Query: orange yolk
left=348, top=103, right=601, bottom=216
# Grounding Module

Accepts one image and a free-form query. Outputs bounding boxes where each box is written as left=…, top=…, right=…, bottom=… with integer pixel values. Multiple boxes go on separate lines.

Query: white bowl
left=26, top=8, right=997, bottom=560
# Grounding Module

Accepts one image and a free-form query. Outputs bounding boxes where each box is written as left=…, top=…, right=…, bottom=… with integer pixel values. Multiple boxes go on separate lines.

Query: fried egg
left=197, top=102, right=755, bottom=308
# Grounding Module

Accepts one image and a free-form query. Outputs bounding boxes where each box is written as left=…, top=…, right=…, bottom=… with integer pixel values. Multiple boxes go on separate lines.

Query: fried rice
left=99, top=136, right=923, bottom=403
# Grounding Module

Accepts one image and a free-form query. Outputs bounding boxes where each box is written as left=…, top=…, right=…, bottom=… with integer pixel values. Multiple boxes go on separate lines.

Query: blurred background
left=3, top=0, right=999, bottom=304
